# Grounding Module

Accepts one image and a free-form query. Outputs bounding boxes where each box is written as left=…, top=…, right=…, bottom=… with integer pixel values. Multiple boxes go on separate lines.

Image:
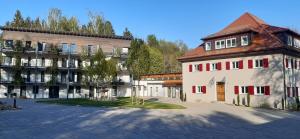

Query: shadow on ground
left=0, top=99, right=299, bottom=139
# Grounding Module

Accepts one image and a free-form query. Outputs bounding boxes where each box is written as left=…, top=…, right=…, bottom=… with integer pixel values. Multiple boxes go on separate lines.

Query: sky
left=0, top=0, right=300, bottom=48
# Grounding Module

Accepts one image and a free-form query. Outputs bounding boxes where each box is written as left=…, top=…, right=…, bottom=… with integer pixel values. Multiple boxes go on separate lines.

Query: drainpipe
left=283, top=54, right=287, bottom=109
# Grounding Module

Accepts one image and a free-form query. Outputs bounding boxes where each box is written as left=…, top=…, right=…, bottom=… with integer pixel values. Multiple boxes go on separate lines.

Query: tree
left=12, top=41, right=24, bottom=93
left=123, top=27, right=133, bottom=38
left=33, top=17, right=42, bottom=29
left=48, top=8, right=62, bottom=31
left=68, top=16, right=79, bottom=32
left=104, top=21, right=115, bottom=36
left=126, top=39, right=150, bottom=104
left=23, top=17, right=33, bottom=28
left=11, top=10, right=24, bottom=27
left=148, top=47, right=164, bottom=74
left=82, top=48, right=117, bottom=100
left=147, top=34, right=159, bottom=48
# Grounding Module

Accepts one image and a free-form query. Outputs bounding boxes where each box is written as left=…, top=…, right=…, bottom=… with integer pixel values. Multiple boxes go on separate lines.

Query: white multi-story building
left=178, top=13, right=300, bottom=109
left=0, top=26, right=132, bottom=98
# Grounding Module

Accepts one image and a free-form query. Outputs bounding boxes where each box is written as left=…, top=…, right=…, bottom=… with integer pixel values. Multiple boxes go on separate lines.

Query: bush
left=259, top=102, right=271, bottom=109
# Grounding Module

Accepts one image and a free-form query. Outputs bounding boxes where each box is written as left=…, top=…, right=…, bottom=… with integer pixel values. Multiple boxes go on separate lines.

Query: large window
left=226, top=38, right=236, bottom=48
left=241, top=36, right=249, bottom=46
left=215, top=40, right=225, bottom=49
left=294, top=38, right=300, bottom=48
left=62, top=43, right=69, bottom=53
left=205, top=42, right=212, bottom=51
left=255, top=86, right=265, bottom=95
left=211, top=63, right=217, bottom=71
left=70, top=44, right=77, bottom=54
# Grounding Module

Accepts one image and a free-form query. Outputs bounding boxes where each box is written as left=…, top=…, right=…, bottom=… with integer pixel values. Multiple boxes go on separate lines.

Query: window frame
left=211, top=63, right=217, bottom=71
left=255, top=86, right=265, bottom=95
left=287, top=35, right=293, bottom=46
left=240, top=86, right=249, bottom=94
left=215, top=40, right=226, bottom=49
left=205, top=42, right=212, bottom=51
left=241, top=36, right=249, bottom=46
left=226, top=38, right=237, bottom=48
left=196, top=86, right=205, bottom=94
left=232, top=61, right=239, bottom=69
left=254, top=59, right=263, bottom=68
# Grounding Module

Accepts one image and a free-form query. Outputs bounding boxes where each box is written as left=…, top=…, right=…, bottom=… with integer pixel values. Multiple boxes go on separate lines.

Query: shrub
left=260, top=102, right=271, bottom=109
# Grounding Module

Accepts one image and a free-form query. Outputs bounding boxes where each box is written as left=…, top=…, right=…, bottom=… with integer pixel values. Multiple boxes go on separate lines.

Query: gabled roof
left=179, top=12, right=300, bottom=62
left=203, top=12, right=266, bottom=40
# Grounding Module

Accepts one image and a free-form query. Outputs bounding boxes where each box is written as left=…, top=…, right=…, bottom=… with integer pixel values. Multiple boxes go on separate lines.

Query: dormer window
left=226, top=38, right=236, bottom=48
left=241, top=36, right=249, bottom=46
left=215, top=40, right=225, bottom=49
left=294, top=38, right=300, bottom=48
left=287, top=35, right=293, bottom=46
left=205, top=42, right=211, bottom=51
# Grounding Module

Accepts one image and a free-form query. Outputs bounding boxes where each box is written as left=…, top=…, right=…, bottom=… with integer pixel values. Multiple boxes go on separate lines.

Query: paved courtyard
left=1, top=98, right=300, bottom=139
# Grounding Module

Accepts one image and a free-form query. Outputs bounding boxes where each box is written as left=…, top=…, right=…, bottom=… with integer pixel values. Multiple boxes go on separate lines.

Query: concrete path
left=0, top=98, right=300, bottom=139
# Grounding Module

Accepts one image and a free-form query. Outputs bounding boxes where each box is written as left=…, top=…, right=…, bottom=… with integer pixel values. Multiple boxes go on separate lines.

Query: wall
left=182, top=54, right=285, bottom=108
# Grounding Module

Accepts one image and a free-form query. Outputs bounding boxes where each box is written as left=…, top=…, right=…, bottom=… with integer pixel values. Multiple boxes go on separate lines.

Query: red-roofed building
left=178, top=13, right=300, bottom=109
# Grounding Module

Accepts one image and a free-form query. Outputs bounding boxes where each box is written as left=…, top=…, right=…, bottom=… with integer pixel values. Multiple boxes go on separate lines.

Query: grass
left=36, top=97, right=186, bottom=109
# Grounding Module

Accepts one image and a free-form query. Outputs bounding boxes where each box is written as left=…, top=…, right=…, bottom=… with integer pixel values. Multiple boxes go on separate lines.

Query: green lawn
left=36, top=97, right=185, bottom=109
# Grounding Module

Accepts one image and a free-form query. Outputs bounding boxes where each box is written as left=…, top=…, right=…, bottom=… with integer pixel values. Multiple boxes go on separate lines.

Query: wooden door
left=216, top=82, right=225, bottom=101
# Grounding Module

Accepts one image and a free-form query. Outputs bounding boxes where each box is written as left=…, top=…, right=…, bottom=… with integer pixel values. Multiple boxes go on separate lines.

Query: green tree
left=33, top=17, right=42, bottom=29
left=68, top=16, right=79, bottom=32
left=23, top=17, right=33, bottom=28
left=104, top=21, right=115, bottom=36
left=147, top=34, right=159, bottom=48
left=148, top=47, right=164, bottom=74
left=12, top=41, right=24, bottom=87
left=48, top=8, right=62, bottom=31
left=126, top=39, right=150, bottom=104
left=123, top=27, right=133, bottom=38
left=11, top=10, right=24, bottom=27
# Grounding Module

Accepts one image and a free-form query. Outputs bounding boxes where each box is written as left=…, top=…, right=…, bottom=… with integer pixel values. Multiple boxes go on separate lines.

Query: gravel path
left=0, top=98, right=299, bottom=139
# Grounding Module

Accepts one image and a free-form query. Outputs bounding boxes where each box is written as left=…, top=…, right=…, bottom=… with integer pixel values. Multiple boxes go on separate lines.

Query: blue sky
left=1, top=0, right=300, bottom=48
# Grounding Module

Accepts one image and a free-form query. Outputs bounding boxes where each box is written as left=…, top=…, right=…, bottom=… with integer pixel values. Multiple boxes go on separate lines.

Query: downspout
left=283, top=54, right=287, bottom=110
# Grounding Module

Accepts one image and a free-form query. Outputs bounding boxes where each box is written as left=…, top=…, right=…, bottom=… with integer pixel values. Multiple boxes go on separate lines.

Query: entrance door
left=216, top=82, right=225, bottom=101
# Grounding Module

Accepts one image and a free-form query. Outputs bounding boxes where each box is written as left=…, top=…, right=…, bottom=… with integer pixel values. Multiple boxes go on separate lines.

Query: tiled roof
left=0, top=26, right=132, bottom=40
left=179, top=12, right=299, bottom=62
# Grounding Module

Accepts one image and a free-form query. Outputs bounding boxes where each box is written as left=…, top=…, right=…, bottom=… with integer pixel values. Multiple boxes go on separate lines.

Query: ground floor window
left=240, top=86, right=248, bottom=94
left=255, top=86, right=265, bottom=95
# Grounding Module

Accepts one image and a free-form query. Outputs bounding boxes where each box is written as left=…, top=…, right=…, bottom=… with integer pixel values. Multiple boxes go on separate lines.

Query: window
left=70, top=44, right=77, bottom=54
left=205, top=42, right=211, bottom=50
left=232, top=61, right=239, bottom=69
left=287, top=35, right=293, bottom=46
left=87, top=45, right=93, bottom=55
left=37, top=42, right=46, bottom=52
left=294, top=38, right=300, bottom=48
left=215, top=40, right=226, bottom=49
left=25, top=41, right=31, bottom=48
left=255, top=86, right=265, bottom=95
left=254, top=59, right=263, bottom=68
left=241, top=36, right=249, bottom=46
left=41, top=58, right=45, bottom=67
left=241, top=86, right=249, bottom=94
left=3, top=56, right=12, bottom=66
left=62, top=43, right=69, bottom=53
left=76, top=86, right=81, bottom=93
left=211, top=63, right=217, bottom=71
left=41, top=71, right=45, bottom=82
left=196, top=86, right=206, bottom=94
left=194, top=64, right=200, bottom=71
left=5, top=40, right=13, bottom=48
left=226, top=38, right=236, bottom=48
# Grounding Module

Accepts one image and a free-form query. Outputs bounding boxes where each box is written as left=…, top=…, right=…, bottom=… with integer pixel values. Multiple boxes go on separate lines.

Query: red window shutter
left=287, top=87, right=290, bottom=97
left=226, top=61, right=230, bottom=70
left=189, top=64, right=193, bottom=72
left=206, top=63, right=210, bottom=71
left=192, top=86, right=196, bottom=93
left=199, top=64, right=203, bottom=71
left=263, top=58, right=269, bottom=68
left=239, top=60, right=243, bottom=69
left=217, top=62, right=222, bottom=70
left=286, top=58, right=289, bottom=68
left=248, top=60, right=253, bottom=69
left=248, top=86, right=254, bottom=95
left=265, top=86, right=270, bottom=95
left=202, top=86, right=206, bottom=94
left=234, top=86, right=239, bottom=94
